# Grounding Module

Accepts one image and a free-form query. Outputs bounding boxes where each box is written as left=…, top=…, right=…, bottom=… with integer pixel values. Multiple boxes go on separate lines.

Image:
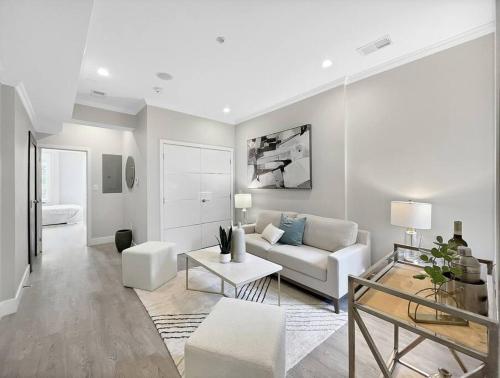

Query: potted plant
left=216, top=226, right=232, bottom=263
left=409, top=236, right=466, bottom=325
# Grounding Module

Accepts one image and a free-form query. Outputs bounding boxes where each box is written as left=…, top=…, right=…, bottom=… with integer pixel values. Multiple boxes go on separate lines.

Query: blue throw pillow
left=279, top=214, right=306, bottom=246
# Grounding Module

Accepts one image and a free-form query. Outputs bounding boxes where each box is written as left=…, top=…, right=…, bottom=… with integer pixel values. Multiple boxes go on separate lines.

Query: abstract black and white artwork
left=247, top=124, right=311, bottom=189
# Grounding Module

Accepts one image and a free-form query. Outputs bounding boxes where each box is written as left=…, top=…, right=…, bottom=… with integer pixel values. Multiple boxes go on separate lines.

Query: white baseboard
left=0, top=265, right=30, bottom=319
left=88, top=235, right=115, bottom=246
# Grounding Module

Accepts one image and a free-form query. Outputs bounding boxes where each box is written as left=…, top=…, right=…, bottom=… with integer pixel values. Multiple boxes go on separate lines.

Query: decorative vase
left=231, top=223, right=247, bottom=262
left=115, top=229, right=132, bottom=253
left=219, top=253, right=231, bottom=264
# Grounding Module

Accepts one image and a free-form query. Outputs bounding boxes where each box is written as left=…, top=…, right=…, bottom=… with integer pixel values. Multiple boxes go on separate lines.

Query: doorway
left=40, top=147, right=88, bottom=251
left=160, top=140, right=234, bottom=253
left=28, top=132, right=38, bottom=272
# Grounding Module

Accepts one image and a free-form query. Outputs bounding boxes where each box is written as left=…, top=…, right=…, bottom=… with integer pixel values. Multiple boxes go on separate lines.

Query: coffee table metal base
left=185, top=255, right=281, bottom=306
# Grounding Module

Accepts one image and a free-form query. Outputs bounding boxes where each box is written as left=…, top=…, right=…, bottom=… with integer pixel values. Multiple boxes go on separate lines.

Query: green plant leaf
left=424, top=266, right=434, bottom=276
left=436, top=236, right=443, bottom=243
left=420, top=254, right=429, bottom=262
left=431, top=248, right=442, bottom=258
left=413, top=274, right=427, bottom=280
left=450, top=267, right=463, bottom=277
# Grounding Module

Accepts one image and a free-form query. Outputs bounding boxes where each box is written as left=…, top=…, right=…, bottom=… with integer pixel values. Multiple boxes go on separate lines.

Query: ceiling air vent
left=357, top=35, right=392, bottom=56
left=91, top=89, right=106, bottom=97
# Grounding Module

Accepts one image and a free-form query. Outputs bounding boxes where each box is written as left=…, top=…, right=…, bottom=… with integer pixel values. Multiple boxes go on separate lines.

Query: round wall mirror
left=125, top=156, right=135, bottom=189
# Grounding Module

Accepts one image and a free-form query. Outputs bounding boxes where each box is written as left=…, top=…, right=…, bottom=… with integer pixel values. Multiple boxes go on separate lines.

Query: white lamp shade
left=391, top=201, right=432, bottom=230
left=235, top=193, right=252, bottom=209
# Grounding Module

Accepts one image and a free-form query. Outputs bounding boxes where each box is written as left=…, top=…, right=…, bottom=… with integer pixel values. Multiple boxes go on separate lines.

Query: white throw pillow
left=261, top=223, right=285, bottom=245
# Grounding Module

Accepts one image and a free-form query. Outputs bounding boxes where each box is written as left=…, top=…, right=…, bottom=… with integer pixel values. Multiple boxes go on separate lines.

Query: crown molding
left=75, top=97, right=145, bottom=115
left=14, top=82, right=37, bottom=128
left=69, top=118, right=135, bottom=132
left=145, top=98, right=236, bottom=125
left=346, top=22, right=495, bottom=85
left=235, top=22, right=494, bottom=124
left=234, top=77, right=346, bottom=124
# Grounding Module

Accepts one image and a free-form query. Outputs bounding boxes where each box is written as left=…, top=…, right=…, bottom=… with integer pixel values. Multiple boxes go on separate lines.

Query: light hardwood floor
left=0, top=224, right=478, bottom=377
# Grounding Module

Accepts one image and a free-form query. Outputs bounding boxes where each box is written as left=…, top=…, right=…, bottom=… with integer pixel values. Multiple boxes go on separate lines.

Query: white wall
left=40, top=123, right=126, bottom=241
left=235, top=86, right=346, bottom=223
left=145, top=105, right=235, bottom=241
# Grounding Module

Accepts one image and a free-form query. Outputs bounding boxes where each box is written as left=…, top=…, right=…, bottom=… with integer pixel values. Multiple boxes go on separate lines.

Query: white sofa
left=243, top=210, right=371, bottom=312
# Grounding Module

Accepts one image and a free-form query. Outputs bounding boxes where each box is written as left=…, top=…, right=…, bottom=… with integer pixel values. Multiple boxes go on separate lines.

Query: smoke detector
left=90, top=90, right=106, bottom=97
left=153, top=86, right=163, bottom=94
left=357, top=35, right=392, bottom=56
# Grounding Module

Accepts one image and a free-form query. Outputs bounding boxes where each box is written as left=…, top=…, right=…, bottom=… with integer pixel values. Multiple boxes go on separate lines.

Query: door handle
left=201, top=199, right=210, bottom=203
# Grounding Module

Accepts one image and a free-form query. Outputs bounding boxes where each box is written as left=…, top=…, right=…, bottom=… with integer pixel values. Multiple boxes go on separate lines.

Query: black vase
left=115, top=229, right=133, bottom=253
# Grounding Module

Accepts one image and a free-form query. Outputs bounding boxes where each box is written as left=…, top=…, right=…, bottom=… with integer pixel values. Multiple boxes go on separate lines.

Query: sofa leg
left=332, top=297, right=340, bottom=314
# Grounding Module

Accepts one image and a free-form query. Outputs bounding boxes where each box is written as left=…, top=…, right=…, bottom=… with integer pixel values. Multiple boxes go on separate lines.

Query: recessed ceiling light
left=223, top=107, right=231, bottom=113
left=322, top=59, right=333, bottom=69
left=157, top=72, right=173, bottom=81
left=97, top=67, right=109, bottom=77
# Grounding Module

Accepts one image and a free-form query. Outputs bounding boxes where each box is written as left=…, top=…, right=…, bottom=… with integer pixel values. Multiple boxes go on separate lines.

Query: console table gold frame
left=348, top=244, right=498, bottom=377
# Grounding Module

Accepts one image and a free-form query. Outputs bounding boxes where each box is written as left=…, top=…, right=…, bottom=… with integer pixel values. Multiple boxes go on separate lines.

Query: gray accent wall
left=234, top=34, right=495, bottom=262
left=235, top=86, right=346, bottom=223
left=346, top=34, right=495, bottom=261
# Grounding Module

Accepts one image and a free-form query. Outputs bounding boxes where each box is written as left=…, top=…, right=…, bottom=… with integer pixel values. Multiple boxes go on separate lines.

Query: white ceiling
left=0, top=1, right=495, bottom=132
left=0, top=0, right=93, bottom=134
left=77, top=0, right=494, bottom=125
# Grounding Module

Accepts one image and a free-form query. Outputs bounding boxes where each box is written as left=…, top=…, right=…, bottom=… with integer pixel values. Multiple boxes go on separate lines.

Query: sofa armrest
left=327, top=241, right=371, bottom=299
left=242, top=223, right=256, bottom=234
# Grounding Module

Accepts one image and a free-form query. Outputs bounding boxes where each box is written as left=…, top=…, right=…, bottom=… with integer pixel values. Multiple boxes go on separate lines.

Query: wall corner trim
left=0, top=265, right=30, bottom=320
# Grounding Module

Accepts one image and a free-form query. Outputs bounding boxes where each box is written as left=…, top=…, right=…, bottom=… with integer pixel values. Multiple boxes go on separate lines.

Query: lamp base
left=403, top=228, right=420, bottom=263
left=241, top=208, right=248, bottom=225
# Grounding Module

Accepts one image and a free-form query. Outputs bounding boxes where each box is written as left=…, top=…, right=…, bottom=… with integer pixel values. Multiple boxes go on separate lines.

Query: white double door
left=162, top=142, right=232, bottom=253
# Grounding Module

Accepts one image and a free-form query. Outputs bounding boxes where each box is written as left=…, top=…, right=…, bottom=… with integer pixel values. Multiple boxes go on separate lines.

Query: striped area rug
left=135, top=267, right=347, bottom=377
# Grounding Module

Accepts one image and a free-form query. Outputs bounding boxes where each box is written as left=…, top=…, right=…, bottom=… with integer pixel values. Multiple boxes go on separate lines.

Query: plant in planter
left=408, top=236, right=466, bottom=325
left=216, top=226, right=232, bottom=263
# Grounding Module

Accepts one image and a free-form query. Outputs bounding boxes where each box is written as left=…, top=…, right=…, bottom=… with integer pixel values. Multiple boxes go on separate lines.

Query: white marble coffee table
left=185, top=246, right=283, bottom=305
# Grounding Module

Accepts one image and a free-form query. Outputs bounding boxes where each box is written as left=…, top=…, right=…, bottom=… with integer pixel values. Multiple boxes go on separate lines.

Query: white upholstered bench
left=185, top=298, right=286, bottom=378
left=122, top=241, right=177, bottom=291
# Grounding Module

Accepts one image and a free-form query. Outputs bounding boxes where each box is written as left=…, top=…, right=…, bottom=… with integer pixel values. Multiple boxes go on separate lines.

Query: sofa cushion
left=268, top=244, right=329, bottom=281
left=279, top=214, right=306, bottom=246
left=261, top=224, right=285, bottom=245
left=255, top=210, right=298, bottom=234
left=245, top=233, right=273, bottom=259
left=298, top=214, right=358, bottom=252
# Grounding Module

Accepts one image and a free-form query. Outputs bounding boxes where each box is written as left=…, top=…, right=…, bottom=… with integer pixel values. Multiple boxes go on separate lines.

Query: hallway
left=0, top=227, right=178, bottom=377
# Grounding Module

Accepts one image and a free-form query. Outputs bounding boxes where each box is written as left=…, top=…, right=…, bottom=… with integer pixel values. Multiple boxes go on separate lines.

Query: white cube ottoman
left=185, top=298, right=286, bottom=378
left=122, top=241, right=177, bottom=291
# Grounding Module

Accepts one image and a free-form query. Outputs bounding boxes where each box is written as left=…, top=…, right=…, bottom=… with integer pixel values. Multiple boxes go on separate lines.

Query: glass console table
left=348, top=244, right=498, bottom=377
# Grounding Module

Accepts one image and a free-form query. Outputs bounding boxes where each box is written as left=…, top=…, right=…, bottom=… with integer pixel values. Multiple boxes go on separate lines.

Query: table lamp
left=391, top=200, right=432, bottom=262
left=235, top=193, right=252, bottom=224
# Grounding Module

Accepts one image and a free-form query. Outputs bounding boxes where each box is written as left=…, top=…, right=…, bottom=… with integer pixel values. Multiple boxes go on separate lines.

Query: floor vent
left=357, top=35, right=392, bottom=55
